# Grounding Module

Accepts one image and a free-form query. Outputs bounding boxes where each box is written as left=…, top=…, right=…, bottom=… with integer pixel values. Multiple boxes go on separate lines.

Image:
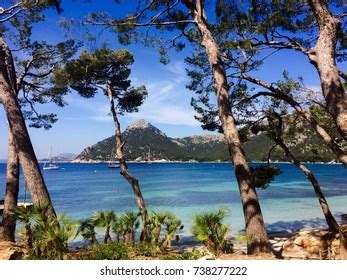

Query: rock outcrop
left=0, top=241, right=25, bottom=260
left=281, top=230, right=341, bottom=259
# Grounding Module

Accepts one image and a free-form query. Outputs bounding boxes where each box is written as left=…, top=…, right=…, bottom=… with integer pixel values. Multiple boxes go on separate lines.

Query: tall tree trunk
left=0, top=128, right=19, bottom=242
left=0, top=36, right=20, bottom=242
left=339, top=226, right=347, bottom=260
left=0, top=38, right=56, bottom=218
left=307, top=0, right=347, bottom=140
left=184, top=0, right=269, bottom=254
left=106, top=86, right=149, bottom=240
left=274, top=136, right=339, bottom=233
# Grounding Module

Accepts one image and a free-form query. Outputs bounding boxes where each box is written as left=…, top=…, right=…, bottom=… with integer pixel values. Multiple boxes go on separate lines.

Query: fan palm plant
left=31, top=213, right=75, bottom=259
left=120, top=211, right=140, bottom=244
left=12, top=203, right=75, bottom=259
left=147, top=211, right=168, bottom=244
left=192, top=208, right=231, bottom=255
left=76, top=218, right=98, bottom=245
left=10, top=205, right=34, bottom=249
left=91, top=210, right=116, bottom=244
left=161, top=213, right=184, bottom=250
left=111, top=218, right=124, bottom=242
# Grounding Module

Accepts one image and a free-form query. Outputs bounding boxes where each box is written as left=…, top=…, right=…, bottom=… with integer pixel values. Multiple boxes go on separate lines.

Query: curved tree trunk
left=274, top=137, right=339, bottom=233
left=184, top=0, right=269, bottom=254
left=0, top=128, right=19, bottom=242
left=107, top=86, right=149, bottom=241
left=0, top=38, right=56, bottom=218
left=307, top=0, right=347, bottom=140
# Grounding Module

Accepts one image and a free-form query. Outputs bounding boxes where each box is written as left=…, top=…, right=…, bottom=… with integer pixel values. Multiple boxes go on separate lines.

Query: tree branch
left=238, top=73, right=347, bottom=163
left=16, top=59, right=33, bottom=87
left=22, top=85, right=52, bottom=128
left=267, top=144, right=277, bottom=164
left=252, top=39, right=309, bottom=55
left=339, top=70, right=347, bottom=81
left=147, top=0, right=180, bottom=26
left=129, top=0, right=156, bottom=21
left=241, top=73, right=281, bottom=95
left=0, top=2, right=22, bottom=16
left=337, top=12, right=347, bottom=18
left=86, top=19, right=195, bottom=28
left=0, top=8, right=23, bottom=23
left=25, top=67, right=55, bottom=79
left=0, top=0, right=42, bottom=23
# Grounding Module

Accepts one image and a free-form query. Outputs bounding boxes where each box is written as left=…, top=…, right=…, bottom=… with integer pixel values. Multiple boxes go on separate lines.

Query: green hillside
left=75, top=119, right=339, bottom=163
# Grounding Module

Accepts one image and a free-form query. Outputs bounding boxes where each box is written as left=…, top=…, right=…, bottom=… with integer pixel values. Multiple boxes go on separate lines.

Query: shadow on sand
left=266, top=212, right=345, bottom=235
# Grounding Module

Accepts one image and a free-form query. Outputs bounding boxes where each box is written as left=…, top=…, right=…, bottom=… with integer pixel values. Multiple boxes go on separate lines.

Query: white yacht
left=43, top=148, right=60, bottom=170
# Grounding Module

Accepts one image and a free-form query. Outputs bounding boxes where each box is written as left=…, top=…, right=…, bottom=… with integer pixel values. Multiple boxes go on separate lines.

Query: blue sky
left=0, top=0, right=343, bottom=159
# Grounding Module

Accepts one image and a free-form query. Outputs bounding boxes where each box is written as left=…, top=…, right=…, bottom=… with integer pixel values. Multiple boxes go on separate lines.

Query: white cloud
left=164, top=60, right=188, bottom=83
left=129, top=74, right=200, bottom=126
left=62, top=95, right=112, bottom=122
left=130, top=105, right=199, bottom=126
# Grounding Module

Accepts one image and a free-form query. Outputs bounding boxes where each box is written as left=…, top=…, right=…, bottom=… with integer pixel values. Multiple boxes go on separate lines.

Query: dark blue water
left=0, top=162, right=346, bottom=235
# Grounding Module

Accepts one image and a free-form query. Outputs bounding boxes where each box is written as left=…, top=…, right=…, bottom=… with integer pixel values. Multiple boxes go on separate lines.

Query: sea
left=1, top=162, right=346, bottom=239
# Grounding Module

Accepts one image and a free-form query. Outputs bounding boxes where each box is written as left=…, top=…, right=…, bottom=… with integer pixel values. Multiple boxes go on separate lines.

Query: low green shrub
left=192, top=208, right=232, bottom=255
left=81, top=242, right=131, bottom=260
left=160, top=250, right=204, bottom=260
left=77, top=242, right=160, bottom=259
left=132, top=242, right=160, bottom=257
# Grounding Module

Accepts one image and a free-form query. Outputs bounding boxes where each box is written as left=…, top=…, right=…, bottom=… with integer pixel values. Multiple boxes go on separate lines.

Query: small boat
left=0, top=200, right=32, bottom=215
left=43, top=147, right=60, bottom=170
left=43, top=163, right=60, bottom=170
left=108, top=162, right=120, bottom=169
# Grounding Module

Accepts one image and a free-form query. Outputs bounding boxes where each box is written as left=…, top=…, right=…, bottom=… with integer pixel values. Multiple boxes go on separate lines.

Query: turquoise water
left=0, top=162, right=346, bottom=236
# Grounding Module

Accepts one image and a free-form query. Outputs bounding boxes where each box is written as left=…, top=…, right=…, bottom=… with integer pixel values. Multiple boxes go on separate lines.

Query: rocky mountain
left=74, top=119, right=339, bottom=163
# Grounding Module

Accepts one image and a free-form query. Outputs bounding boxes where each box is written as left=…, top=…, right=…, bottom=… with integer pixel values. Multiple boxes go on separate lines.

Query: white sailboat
left=43, top=147, right=60, bottom=170
left=108, top=146, right=120, bottom=169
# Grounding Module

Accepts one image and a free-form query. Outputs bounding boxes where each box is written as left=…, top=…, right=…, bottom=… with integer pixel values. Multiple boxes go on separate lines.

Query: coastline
left=68, top=159, right=342, bottom=165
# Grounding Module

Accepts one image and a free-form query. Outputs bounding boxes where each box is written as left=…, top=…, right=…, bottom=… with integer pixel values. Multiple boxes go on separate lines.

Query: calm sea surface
left=1, top=162, right=346, bottom=237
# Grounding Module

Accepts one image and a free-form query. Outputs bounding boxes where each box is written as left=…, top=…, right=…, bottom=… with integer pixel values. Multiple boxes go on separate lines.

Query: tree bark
left=25, top=225, right=33, bottom=250
left=183, top=0, right=269, bottom=254
left=274, top=136, right=339, bottom=233
left=339, top=226, right=347, bottom=260
left=106, top=86, right=149, bottom=240
left=0, top=128, right=19, bottom=242
left=307, top=0, right=347, bottom=140
left=0, top=36, right=20, bottom=242
left=0, top=37, right=56, bottom=218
